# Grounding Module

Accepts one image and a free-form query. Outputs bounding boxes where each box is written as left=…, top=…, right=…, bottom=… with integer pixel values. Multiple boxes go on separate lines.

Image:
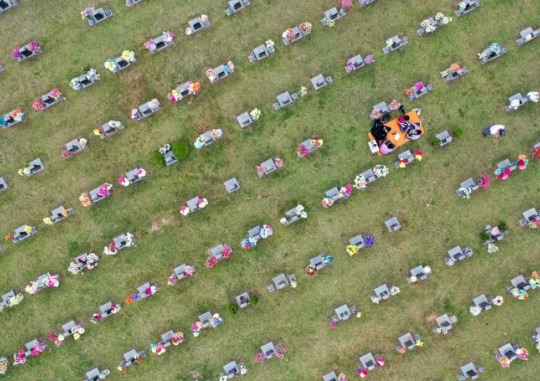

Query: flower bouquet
left=477, top=174, right=490, bottom=189
left=13, top=350, right=27, bottom=365
left=0, top=293, right=24, bottom=311
left=494, top=166, right=511, bottom=180
left=342, top=0, right=353, bottom=10
left=0, top=357, right=8, bottom=375
left=259, top=224, right=273, bottom=239
left=527, top=91, right=539, bottom=102
left=299, top=22, right=312, bottom=33
left=435, top=326, right=449, bottom=335
left=371, top=108, right=382, bottom=119
left=516, top=347, right=529, bottom=361
left=346, top=245, right=358, bottom=256
left=191, top=321, right=203, bottom=336
left=458, top=186, right=472, bottom=199
left=516, top=155, right=528, bottom=170
left=389, top=99, right=401, bottom=111
left=311, top=134, right=323, bottom=148
left=324, top=19, right=336, bottom=27
left=79, top=193, right=91, bottom=206
left=339, top=184, right=353, bottom=199
left=205, top=255, right=218, bottom=268
left=32, top=100, right=45, bottom=111
left=435, top=12, right=452, bottom=24
left=158, top=144, right=171, bottom=154
left=322, top=196, right=334, bottom=208
left=530, top=271, right=539, bottom=288
left=254, top=352, right=265, bottom=363
left=492, top=295, right=504, bottom=306
left=29, top=341, right=46, bottom=356
left=210, top=313, right=223, bottom=328
left=354, top=174, right=367, bottom=190
left=68, top=253, right=99, bottom=274
left=171, top=331, right=185, bottom=345
left=469, top=305, right=482, bottom=316
left=150, top=343, right=166, bottom=355
left=265, top=39, right=275, bottom=50
left=421, top=19, right=436, bottom=33
left=373, top=164, right=388, bottom=178
left=241, top=236, right=257, bottom=249
left=0, top=109, right=24, bottom=127
left=49, top=332, right=64, bottom=347
left=390, top=286, right=400, bottom=296
left=81, top=7, right=95, bottom=19
left=450, top=63, right=461, bottom=73
left=249, top=108, right=261, bottom=121
left=357, top=368, right=369, bottom=378
left=299, top=86, right=308, bottom=97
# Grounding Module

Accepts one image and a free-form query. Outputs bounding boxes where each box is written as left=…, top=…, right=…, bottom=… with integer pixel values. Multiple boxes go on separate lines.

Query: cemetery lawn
left=1, top=0, right=539, bottom=380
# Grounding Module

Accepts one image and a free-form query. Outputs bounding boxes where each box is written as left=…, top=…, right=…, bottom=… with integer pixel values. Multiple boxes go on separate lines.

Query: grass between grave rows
left=0, top=0, right=539, bottom=380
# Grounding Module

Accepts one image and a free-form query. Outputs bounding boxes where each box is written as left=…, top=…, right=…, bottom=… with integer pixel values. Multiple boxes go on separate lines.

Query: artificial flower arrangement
left=408, top=266, right=432, bottom=283
left=306, top=254, right=334, bottom=277
left=185, top=15, right=209, bottom=35
left=191, top=314, right=223, bottom=337
left=486, top=242, right=499, bottom=254
left=458, top=174, right=488, bottom=199
left=12, top=341, right=47, bottom=365
left=206, top=61, right=234, bottom=83
left=478, top=43, right=502, bottom=59
left=347, top=54, right=374, bottom=70
left=194, top=128, right=222, bottom=148
left=125, top=283, right=159, bottom=303
left=527, top=91, right=539, bottom=103
left=104, top=50, right=135, bottom=72
left=103, top=232, right=135, bottom=255
left=0, top=109, right=24, bottom=127
left=69, top=68, right=99, bottom=90
left=398, top=151, right=423, bottom=169
left=241, top=225, right=273, bottom=249
left=150, top=343, right=166, bottom=355
left=434, top=326, right=449, bottom=335
left=299, top=86, right=308, bottom=97
left=354, top=165, right=388, bottom=191
left=179, top=197, right=209, bottom=216
left=322, top=184, right=352, bottom=208
left=68, top=253, right=99, bottom=275
left=514, top=154, right=528, bottom=171
left=81, top=7, right=95, bottom=19
left=405, top=81, right=426, bottom=96
left=297, top=133, right=323, bottom=157
left=280, top=205, right=308, bottom=226
left=0, top=357, right=7, bottom=375
left=265, top=39, right=275, bottom=51
left=249, top=108, right=261, bottom=121
left=205, top=246, right=232, bottom=268
left=324, top=18, right=336, bottom=27
left=168, top=265, right=195, bottom=285
left=17, top=164, right=33, bottom=176
left=357, top=356, right=385, bottom=377
left=0, top=292, right=24, bottom=312
left=494, top=166, right=512, bottom=180
left=12, top=40, right=41, bottom=60
left=254, top=343, right=286, bottom=363
left=342, top=0, right=353, bottom=10
left=346, top=235, right=374, bottom=256
left=62, top=138, right=88, bottom=158
left=90, top=302, right=121, bottom=323
left=299, top=22, right=312, bottom=34
left=93, top=120, right=122, bottom=136
left=499, top=347, right=528, bottom=368
left=118, top=168, right=147, bottom=187
left=33, top=88, right=63, bottom=111
left=144, top=32, right=174, bottom=52
left=168, top=81, right=201, bottom=103
left=131, top=98, right=160, bottom=120
left=25, top=274, right=60, bottom=294
left=170, top=331, right=185, bottom=345
left=79, top=183, right=112, bottom=206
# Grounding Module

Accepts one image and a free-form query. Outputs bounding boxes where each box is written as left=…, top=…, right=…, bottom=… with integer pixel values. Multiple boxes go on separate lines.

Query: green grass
left=1, top=0, right=539, bottom=380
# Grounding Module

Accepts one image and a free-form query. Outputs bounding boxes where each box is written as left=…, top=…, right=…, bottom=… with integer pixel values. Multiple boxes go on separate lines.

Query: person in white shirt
left=482, top=124, right=506, bottom=137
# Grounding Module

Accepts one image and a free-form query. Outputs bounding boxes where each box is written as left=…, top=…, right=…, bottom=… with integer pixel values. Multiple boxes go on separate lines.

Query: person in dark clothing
left=371, top=120, right=391, bottom=142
